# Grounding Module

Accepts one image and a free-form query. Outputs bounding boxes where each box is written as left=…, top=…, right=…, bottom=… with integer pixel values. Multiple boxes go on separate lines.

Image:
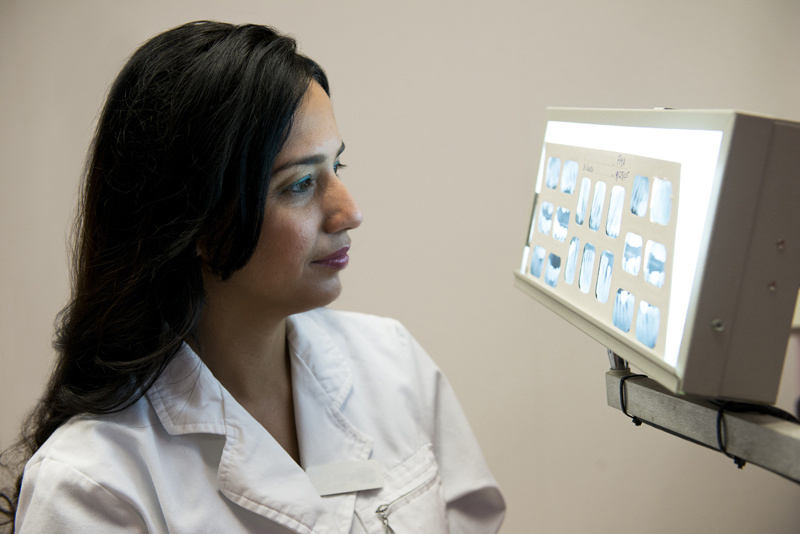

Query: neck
left=190, top=282, right=300, bottom=464
left=193, top=308, right=289, bottom=403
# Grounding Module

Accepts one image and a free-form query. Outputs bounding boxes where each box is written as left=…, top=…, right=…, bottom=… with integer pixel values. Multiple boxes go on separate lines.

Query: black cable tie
left=619, top=374, right=647, bottom=426
left=715, top=402, right=747, bottom=470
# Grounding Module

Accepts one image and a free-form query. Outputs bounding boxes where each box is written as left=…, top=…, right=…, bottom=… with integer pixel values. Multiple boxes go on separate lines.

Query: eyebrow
left=272, top=142, right=346, bottom=174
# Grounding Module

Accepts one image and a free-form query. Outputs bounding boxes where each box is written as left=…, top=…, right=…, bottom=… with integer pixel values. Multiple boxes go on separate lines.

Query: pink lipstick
left=311, top=246, right=350, bottom=269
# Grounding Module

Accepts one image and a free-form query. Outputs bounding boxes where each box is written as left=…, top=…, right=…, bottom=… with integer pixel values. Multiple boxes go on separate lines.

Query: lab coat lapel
left=148, top=344, right=348, bottom=534
left=216, top=390, right=339, bottom=533
left=288, top=312, right=375, bottom=534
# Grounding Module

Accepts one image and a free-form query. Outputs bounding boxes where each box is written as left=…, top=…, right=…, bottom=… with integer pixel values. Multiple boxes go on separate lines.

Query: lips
left=311, top=245, right=350, bottom=269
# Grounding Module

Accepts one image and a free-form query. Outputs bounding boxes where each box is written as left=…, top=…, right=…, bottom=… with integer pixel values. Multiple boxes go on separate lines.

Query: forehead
left=275, top=81, right=340, bottom=164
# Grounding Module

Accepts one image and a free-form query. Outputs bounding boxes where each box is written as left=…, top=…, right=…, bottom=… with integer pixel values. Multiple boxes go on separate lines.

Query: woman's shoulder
left=19, top=397, right=166, bottom=513
left=26, top=398, right=154, bottom=472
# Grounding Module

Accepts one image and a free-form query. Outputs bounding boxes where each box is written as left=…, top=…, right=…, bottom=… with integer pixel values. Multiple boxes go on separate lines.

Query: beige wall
left=2, top=0, right=800, bottom=531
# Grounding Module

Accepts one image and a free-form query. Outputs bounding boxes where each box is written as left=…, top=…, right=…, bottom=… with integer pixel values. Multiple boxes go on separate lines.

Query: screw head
left=711, top=319, right=725, bottom=332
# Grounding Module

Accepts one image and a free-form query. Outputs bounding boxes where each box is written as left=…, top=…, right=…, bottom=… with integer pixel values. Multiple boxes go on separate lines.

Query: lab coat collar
left=145, top=310, right=372, bottom=534
left=286, top=311, right=354, bottom=411
left=287, top=311, right=375, bottom=532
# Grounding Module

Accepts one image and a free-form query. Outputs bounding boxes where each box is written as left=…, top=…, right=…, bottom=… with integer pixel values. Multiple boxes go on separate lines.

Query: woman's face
left=205, top=81, right=362, bottom=319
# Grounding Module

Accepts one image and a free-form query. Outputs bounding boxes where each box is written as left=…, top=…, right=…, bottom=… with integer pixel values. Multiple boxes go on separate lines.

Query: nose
left=324, top=176, right=363, bottom=234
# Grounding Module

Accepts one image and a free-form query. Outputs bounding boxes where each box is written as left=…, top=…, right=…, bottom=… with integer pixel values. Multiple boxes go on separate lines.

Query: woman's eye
left=286, top=176, right=314, bottom=194
left=334, top=161, right=347, bottom=175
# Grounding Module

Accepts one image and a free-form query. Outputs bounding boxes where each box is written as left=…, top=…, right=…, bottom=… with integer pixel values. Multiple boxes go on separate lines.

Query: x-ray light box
left=515, top=108, right=800, bottom=404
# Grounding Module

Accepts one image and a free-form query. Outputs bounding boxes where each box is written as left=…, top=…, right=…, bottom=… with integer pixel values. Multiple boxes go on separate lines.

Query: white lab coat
left=16, top=309, right=505, bottom=533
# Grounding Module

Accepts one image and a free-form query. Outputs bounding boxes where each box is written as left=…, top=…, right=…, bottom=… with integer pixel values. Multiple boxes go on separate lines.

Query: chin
left=294, top=283, right=343, bottom=314
left=319, top=284, right=343, bottom=308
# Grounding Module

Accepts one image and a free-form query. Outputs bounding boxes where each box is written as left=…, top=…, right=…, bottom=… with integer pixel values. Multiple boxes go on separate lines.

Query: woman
left=0, top=21, right=504, bottom=533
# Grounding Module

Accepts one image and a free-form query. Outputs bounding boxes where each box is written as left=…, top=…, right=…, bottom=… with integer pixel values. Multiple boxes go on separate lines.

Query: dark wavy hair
left=0, top=20, right=328, bottom=529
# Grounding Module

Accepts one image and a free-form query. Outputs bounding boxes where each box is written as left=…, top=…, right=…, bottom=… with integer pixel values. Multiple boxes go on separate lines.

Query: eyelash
left=284, top=161, right=346, bottom=194
left=286, top=176, right=314, bottom=193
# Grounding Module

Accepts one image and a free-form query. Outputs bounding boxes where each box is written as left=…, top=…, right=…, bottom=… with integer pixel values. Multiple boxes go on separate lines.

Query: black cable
left=712, top=399, right=800, bottom=470
left=619, top=374, right=647, bottom=426
left=714, top=402, right=747, bottom=469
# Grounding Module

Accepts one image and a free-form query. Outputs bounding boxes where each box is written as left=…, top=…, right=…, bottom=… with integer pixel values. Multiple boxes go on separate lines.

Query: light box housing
left=515, top=108, right=800, bottom=404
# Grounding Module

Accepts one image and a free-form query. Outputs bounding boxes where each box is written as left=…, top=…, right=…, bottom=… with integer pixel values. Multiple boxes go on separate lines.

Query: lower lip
left=311, top=253, right=350, bottom=270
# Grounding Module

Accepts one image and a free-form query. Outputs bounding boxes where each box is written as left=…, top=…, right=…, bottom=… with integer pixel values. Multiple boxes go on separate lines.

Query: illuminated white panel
left=542, top=121, right=724, bottom=368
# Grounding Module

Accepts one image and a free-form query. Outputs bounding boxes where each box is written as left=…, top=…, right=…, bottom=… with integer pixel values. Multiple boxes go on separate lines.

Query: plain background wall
left=2, top=1, right=800, bottom=532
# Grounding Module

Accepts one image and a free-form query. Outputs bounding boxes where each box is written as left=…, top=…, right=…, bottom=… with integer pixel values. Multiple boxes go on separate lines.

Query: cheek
left=257, top=212, right=318, bottom=270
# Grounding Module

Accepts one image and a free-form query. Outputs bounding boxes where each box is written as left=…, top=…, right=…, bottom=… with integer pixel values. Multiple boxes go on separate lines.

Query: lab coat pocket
left=353, top=444, right=448, bottom=533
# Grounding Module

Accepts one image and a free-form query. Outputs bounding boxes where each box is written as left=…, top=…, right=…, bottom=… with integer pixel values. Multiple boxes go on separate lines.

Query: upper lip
left=312, top=245, right=350, bottom=262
